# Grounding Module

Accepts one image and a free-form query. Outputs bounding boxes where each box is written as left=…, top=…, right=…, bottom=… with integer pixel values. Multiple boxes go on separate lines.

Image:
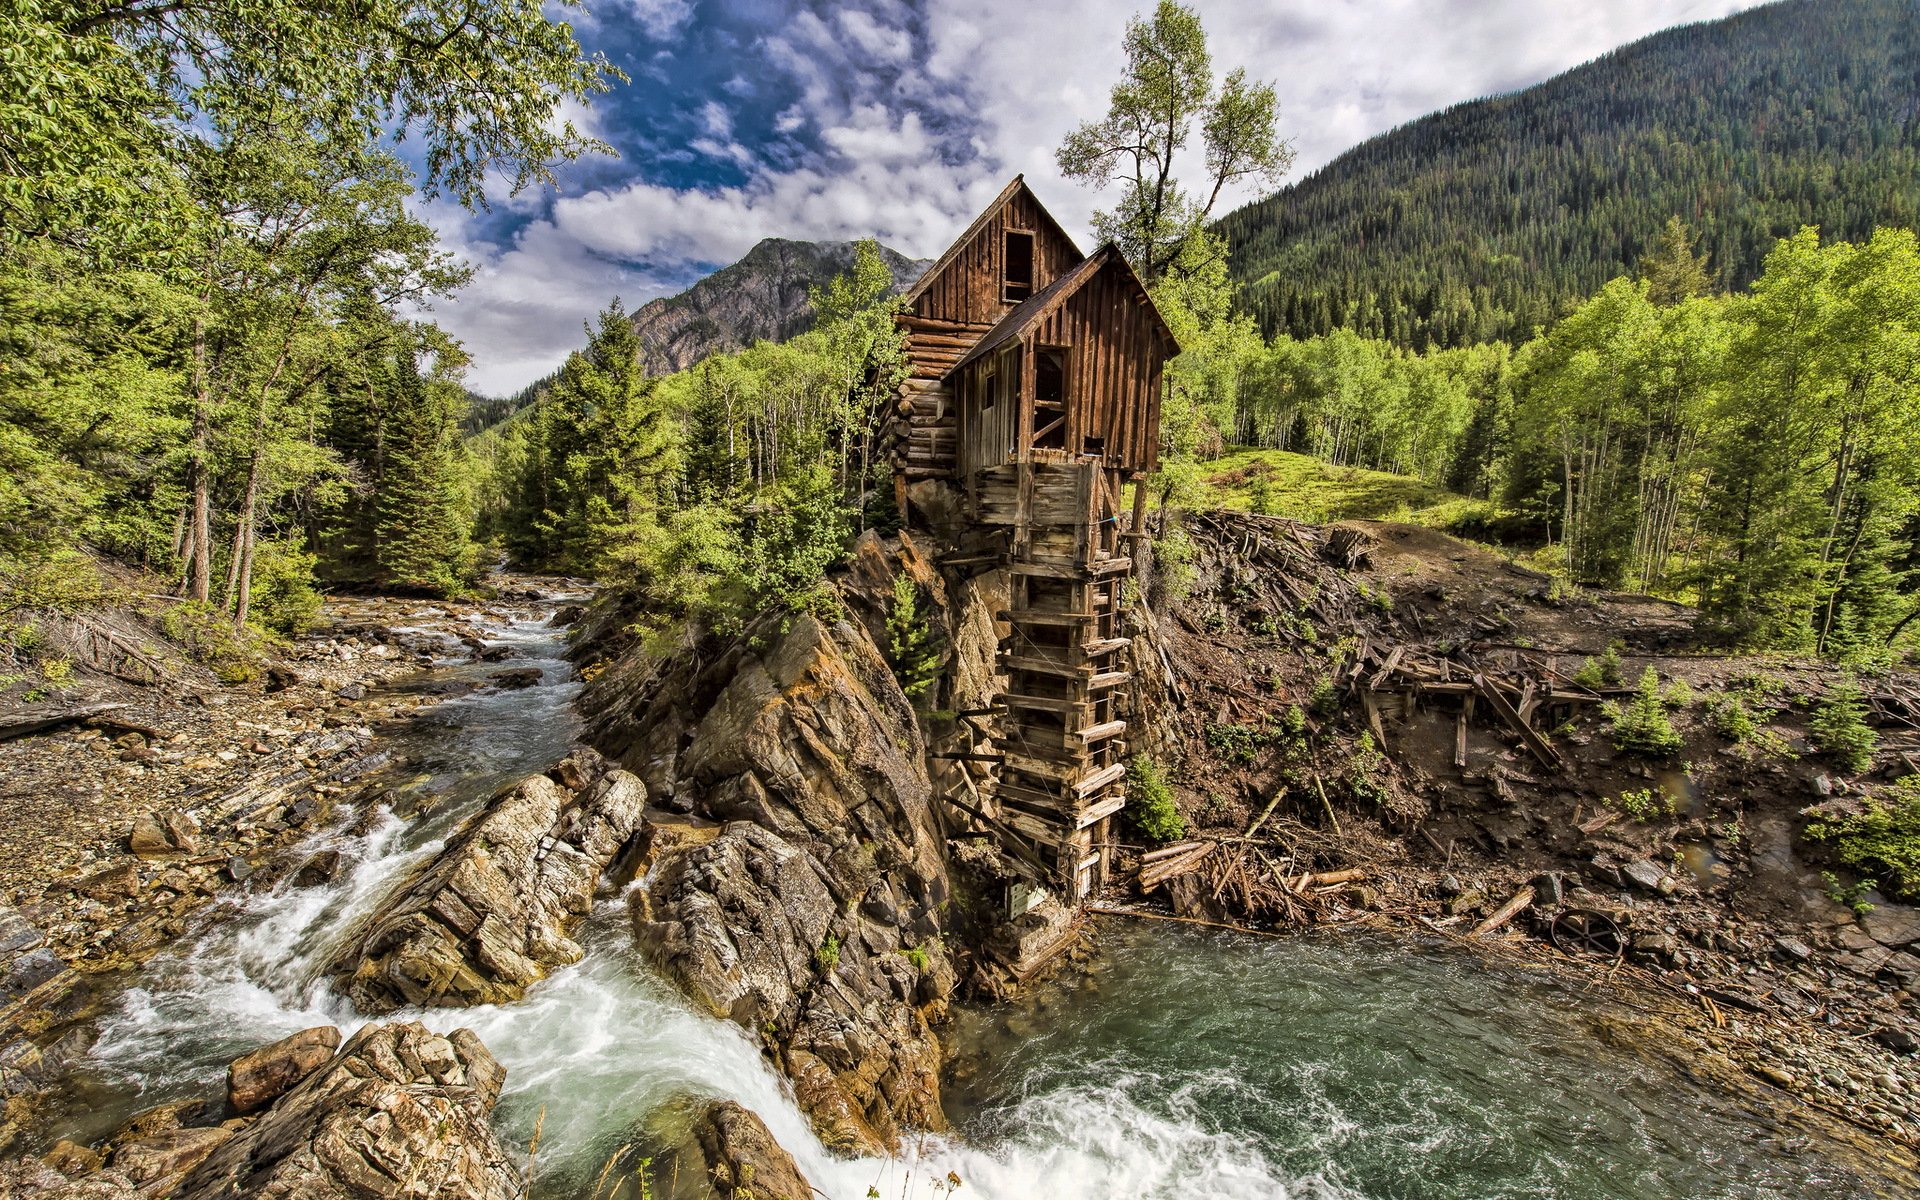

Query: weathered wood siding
left=910, top=190, right=1081, bottom=326
left=1028, top=258, right=1166, bottom=473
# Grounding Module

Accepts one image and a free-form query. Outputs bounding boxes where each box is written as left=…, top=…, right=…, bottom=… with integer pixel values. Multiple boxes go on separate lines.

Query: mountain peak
left=630, top=239, right=930, bottom=374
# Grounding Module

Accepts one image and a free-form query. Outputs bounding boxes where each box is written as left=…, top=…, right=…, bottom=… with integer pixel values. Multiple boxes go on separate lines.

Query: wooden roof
left=902, top=175, right=1085, bottom=306
left=947, top=244, right=1179, bottom=377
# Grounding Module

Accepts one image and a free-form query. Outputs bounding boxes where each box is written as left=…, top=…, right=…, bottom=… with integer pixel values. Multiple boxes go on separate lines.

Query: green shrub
left=162, top=601, right=264, bottom=684
left=1204, top=721, right=1280, bottom=764
left=1806, top=778, right=1920, bottom=900
left=1125, top=755, right=1186, bottom=843
left=1603, top=666, right=1683, bottom=756
left=815, top=934, right=841, bottom=972
left=1571, top=642, right=1623, bottom=689
left=0, top=550, right=120, bottom=615
left=1810, top=678, right=1878, bottom=775
left=1308, top=675, right=1340, bottom=717
left=249, top=540, right=323, bottom=635
left=1661, top=678, right=1693, bottom=709
left=1612, top=787, right=1677, bottom=821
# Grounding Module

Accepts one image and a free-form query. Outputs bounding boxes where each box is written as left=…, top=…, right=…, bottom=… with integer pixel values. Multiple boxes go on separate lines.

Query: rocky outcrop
left=11, top=1024, right=517, bottom=1200
left=176, top=1022, right=518, bottom=1200
left=628, top=238, right=928, bottom=375
left=338, top=752, right=644, bottom=1011
left=586, top=588, right=959, bottom=1156
left=687, top=1100, right=813, bottom=1200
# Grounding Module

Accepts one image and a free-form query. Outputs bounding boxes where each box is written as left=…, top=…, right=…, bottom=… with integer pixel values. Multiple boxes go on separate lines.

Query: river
left=54, top=606, right=1891, bottom=1199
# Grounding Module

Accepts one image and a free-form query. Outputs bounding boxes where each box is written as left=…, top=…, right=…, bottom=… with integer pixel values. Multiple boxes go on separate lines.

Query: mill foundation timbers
left=882, top=176, right=1177, bottom=909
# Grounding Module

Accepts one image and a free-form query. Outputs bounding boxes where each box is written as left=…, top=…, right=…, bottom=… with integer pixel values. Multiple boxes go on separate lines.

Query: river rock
left=226, top=1025, right=341, bottom=1114
left=174, top=1022, right=516, bottom=1200
left=292, top=849, right=342, bottom=887
left=690, top=1099, right=813, bottom=1200
left=487, top=667, right=542, bottom=690
left=594, top=606, right=955, bottom=1155
left=0, top=1159, right=136, bottom=1200
left=109, top=1127, right=234, bottom=1186
left=128, top=812, right=199, bottom=857
left=340, top=753, right=645, bottom=1011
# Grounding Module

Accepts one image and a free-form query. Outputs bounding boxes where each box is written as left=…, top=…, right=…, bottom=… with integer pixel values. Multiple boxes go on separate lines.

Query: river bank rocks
left=339, top=751, right=645, bottom=1011
left=6, top=1023, right=518, bottom=1200
left=584, top=563, right=962, bottom=1155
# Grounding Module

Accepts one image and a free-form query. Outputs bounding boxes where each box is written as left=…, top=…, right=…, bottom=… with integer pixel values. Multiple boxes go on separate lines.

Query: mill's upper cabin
left=890, top=177, right=1176, bottom=484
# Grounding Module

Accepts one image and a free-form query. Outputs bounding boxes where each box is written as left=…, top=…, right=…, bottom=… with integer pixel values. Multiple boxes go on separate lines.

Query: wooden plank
left=1088, top=670, right=1130, bottom=690
left=1076, top=719, right=1128, bottom=744
left=1073, top=761, right=1127, bottom=796
left=1473, top=674, right=1562, bottom=770
left=1074, top=792, right=1127, bottom=829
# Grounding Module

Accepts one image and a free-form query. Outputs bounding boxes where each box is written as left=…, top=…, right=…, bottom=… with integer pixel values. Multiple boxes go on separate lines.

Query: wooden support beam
left=1076, top=719, right=1128, bottom=744
left=1473, top=674, right=1562, bottom=770
left=1073, top=761, right=1128, bottom=797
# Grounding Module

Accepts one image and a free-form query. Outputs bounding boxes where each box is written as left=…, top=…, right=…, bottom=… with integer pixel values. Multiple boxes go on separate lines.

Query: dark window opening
left=1003, top=231, right=1035, bottom=302
left=1033, top=347, right=1067, bottom=450
left=981, top=370, right=996, bottom=411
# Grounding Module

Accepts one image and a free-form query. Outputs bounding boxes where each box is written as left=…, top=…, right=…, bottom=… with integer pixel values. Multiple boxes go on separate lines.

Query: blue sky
left=426, top=0, right=1770, bottom=394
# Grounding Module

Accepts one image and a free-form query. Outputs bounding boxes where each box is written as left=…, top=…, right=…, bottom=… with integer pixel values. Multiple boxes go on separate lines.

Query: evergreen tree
left=1640, top=216, right=1716, bottom=305
left=372, top=339, right=477, bottom=594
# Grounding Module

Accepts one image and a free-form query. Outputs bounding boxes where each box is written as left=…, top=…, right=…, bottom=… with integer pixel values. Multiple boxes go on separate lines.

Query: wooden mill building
left=887, top=176, right=1177, bottom=902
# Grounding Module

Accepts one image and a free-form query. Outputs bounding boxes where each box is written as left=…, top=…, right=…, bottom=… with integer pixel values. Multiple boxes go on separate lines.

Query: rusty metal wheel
left=1550, top=908, right=1623, bottom=959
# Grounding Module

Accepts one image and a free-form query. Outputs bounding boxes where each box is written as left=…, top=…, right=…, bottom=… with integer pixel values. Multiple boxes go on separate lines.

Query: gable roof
left=947, top=243, right=1180, bottom=377
left=902, top=174, right=1085, bottom=306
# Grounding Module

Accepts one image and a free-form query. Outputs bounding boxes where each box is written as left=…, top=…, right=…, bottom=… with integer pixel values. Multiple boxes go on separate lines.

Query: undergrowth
left=1805, top=777, right=1920, bottom=900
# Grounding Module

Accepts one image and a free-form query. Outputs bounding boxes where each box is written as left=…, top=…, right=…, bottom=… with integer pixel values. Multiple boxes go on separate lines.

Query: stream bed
left=51, top=607, right=1900, bottom=1199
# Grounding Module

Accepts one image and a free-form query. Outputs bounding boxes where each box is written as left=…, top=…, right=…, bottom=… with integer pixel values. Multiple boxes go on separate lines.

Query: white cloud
left=430, top=0, right=1773, bottom=394
left=607, top=0, right=693, bottom=41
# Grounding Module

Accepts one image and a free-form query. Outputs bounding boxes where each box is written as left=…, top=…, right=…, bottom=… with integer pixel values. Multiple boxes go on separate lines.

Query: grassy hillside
left=1218, top=0, right=1920, bottom=348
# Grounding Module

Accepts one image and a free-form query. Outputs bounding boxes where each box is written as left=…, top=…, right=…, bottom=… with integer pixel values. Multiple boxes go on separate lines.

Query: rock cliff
left=7, top=1022, right=519, bottom=1200
left=583, top=548, right=964, bottom=1155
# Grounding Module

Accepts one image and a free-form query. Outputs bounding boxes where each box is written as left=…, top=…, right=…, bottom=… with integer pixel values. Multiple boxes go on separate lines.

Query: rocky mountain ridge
left=629, top=238, right=929, bottom=376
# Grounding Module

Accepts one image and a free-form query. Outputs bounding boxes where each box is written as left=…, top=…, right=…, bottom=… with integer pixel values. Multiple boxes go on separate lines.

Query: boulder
left=486, top=667, right=542, bottom=690
left=690, top=1100, right=813, bottom=1200
left=174, top=1022, right=517, bottom=1200
left=339, top=752, right=645, bottom=1011
left=292, top=850, right=342, bottom=887
left=226, top=1025, right=341, bottom=1115
left=1621, top=859, right=1675, bottom=896
left=1861, top=903, right=1920, bottom=949
left=108, top=1099, right=212, bottom=1143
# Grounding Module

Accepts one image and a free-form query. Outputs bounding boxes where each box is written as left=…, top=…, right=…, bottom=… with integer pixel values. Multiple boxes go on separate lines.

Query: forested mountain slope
left=1218, top=0, right=1920, bottom=348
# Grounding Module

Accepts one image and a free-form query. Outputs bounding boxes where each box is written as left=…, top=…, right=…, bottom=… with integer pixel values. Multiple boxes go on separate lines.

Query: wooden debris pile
left=1332, top=638, right=1606, bottom=771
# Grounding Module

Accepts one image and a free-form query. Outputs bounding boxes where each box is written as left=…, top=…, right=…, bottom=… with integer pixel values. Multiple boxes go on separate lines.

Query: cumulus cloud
left=430, top=0, right=1770, bottom=394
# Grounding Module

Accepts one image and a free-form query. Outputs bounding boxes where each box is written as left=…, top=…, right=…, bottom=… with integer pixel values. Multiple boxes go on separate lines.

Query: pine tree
left=1639, top=216, right=1716, bottom=305
left=373, top=342, right=476, bottom=594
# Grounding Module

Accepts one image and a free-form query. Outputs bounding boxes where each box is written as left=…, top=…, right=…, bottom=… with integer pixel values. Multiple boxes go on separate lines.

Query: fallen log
left=0, top=701, right=132, bottom=742
left=1139, top=842, right=1217, bottom=891
left=1471, top=885, right=1537, bottom=937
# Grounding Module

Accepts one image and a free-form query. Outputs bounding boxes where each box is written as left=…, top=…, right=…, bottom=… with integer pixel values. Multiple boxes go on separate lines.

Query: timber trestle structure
left=887, top=176, right=1177, bottom=904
